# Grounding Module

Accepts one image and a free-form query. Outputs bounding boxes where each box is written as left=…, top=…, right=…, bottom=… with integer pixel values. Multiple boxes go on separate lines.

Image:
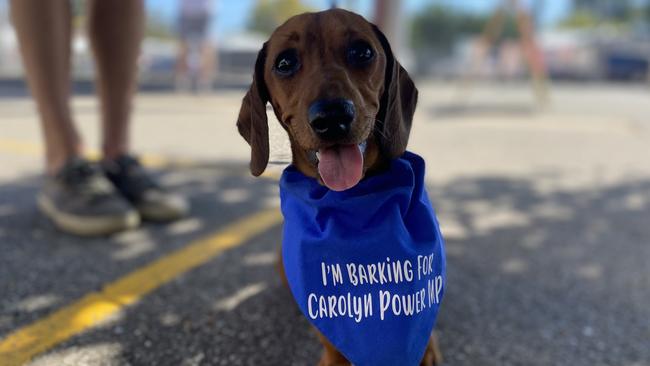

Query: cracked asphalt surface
left=1, top=83, right=649, bottom=365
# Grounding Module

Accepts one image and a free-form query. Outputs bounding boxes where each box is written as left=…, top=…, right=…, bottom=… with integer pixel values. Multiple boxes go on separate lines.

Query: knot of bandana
left=280, top=151, right=446, bottom=366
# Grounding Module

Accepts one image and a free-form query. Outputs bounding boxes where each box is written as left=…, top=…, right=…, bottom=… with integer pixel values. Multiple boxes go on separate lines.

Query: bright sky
left=146, top=0, right=572, bottom=37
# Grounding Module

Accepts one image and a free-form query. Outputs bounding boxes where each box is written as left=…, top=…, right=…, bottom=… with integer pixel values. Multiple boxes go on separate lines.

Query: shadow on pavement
left=0, top=161, right=283, bottom=335
left=1, top=165, right=649, bottom=365
left=431, top=175, right=650, bottom=365
left=429, top=103, right=537, bottom=119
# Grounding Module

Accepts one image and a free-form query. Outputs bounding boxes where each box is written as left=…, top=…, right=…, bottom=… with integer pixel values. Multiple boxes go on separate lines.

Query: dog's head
left=237, top=8, right=417, bottom=191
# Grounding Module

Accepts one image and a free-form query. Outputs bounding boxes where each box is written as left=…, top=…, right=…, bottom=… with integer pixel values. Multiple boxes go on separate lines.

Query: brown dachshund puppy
left=237, top=8, right=441, bottom=366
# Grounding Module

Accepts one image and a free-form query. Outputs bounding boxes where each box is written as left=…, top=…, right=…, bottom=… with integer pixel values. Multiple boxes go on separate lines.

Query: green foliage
left=560, top=9, right=600, bottom=28
left=71, top=0, right=86, bottom=30
left=573, top=0, right=633, bottom=21
left=411, top=5, right=517, bottom=54
left=561, top=0, right=650, bottom=28
left=247, top=0, right=315, bottom=36
left=146, top=12, right=175, bottom=40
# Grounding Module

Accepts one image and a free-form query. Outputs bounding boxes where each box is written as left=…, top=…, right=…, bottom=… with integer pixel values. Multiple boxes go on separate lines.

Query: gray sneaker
left=102, top=155, right=188, bottom=222
left=37, top=158, right=140, bottom=236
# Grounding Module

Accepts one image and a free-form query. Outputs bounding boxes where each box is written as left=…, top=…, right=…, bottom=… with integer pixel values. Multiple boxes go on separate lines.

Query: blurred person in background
left=10, top=0, right=188, bottom=236
left=175, top=0, right=216, bottom=93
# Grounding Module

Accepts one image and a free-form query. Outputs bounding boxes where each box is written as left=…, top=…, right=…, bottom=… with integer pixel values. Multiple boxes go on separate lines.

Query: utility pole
left=373, top=0, right=404, bottom=57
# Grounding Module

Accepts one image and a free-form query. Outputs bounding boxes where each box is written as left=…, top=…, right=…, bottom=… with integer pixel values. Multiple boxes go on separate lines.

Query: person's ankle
left=46, top=153, right=82, bottom=176
left=102, top=146, right=129, bottom=162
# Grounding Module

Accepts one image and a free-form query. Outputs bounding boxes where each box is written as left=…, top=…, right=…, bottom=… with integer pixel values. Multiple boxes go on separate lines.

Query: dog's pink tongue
left=318, top=144, right=363, bottom=191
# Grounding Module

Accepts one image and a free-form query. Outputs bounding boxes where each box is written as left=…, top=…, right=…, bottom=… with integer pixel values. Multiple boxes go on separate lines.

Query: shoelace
left=60, top=160, right=114, bottom=197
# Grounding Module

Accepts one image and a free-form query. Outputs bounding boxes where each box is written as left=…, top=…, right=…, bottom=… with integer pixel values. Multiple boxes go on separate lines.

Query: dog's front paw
left=420, top=333, right=443, bottom=366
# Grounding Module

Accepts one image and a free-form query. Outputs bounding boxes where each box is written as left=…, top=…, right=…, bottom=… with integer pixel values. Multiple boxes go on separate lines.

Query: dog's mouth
left=313, top=141, right=367, bottom=191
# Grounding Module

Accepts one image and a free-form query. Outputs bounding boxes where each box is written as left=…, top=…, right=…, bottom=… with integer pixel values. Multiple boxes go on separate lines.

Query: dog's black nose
left=308, top=98, right=355, bottom=140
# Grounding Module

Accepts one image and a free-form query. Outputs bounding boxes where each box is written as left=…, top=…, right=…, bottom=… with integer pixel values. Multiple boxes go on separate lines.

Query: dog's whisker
left=361, top=116, right=390, bottom=140
left=373, top=124, right=389, bottom=141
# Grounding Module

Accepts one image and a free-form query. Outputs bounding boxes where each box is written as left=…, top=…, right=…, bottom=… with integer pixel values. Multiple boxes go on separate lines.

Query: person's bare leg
left=175, top=40, right=190, bottom=91
left=88, top=0, right=187, bottom=222
left=199, top=41, right=216, bottom=90
left=10, top=0, right=81, bottom=175
left=87, top=0, right=144, bottom=160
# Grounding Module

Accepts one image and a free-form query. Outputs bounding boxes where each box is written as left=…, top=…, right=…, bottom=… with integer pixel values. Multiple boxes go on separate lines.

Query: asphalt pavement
left=1, top=82, right=649, bottom=365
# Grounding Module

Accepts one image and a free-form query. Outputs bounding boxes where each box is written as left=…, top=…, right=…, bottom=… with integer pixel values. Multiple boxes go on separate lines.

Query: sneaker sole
left=37, top=194, right=140, bottom=236
left=137, top=204, right=188, bottom=222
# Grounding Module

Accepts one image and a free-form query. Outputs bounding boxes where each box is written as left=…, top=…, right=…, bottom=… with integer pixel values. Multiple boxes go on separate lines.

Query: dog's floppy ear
left=237, top=43, right=270, bottom=176
left=372, top=25, right=418, bottom=159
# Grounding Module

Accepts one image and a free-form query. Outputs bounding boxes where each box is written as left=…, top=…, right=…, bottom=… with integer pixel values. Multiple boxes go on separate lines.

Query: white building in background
left=0, top=6, right=264, bottom=88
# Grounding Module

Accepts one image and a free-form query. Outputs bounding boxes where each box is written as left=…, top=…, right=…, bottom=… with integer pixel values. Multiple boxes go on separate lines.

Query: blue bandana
left=280, top=151, right=446, bottom=366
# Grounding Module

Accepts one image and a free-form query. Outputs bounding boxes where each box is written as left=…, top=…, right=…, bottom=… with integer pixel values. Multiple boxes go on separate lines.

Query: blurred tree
left=71, top=0, right=86, bottom=29
left=411, top=5, right=517, bottom=55
left=573, top=0, right=634, bottom=21
left=69, top=0, right=173, bottom=39
left=145, top=11, right=175, bottom=40
left=560, top=9, right=599, bottom=28
left=247, top=0, right=315, bottom=35
left=564, top=0, right=649, bottom=26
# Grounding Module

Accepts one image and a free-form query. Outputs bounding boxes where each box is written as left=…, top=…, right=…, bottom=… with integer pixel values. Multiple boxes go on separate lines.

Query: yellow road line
left=0, top=138, right=195, bottom=169
left=0, top=137, right=286, bottom=177
left=0, top=208, right=282, bottom=366
left=0, top=139, right=42, bottom=156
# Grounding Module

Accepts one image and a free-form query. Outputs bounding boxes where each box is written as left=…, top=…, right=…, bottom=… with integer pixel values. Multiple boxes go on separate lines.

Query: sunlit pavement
left=1, top=82, right=649, bottom=365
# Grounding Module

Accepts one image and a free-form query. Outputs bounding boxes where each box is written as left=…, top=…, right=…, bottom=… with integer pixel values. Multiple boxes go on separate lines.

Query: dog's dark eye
left=274, top=49, right=300, bottom=76
left=347, top=41, right=375, bottom=67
